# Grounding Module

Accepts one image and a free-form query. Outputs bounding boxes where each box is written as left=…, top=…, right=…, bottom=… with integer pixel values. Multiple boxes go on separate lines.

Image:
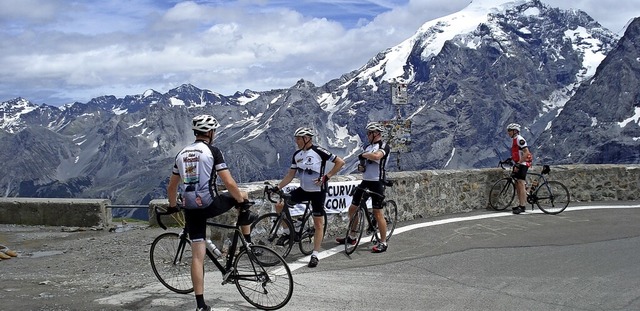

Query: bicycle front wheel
left=298, top=212, right=328, bottom=256
left=250, top=213, right=294, bottom=259
left=234, top=245, right=293, bottom=310
left=375, top=199, right=398, bottom=242
left=489, top=178, right=516, bottom=211
left=535, top=181, right=570, bottom=215
left=345, top=208, right=365, bottom=255
left=149, top=232, right=194, bottom=294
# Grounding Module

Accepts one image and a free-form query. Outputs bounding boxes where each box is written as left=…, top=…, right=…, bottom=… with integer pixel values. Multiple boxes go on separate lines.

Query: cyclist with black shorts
left=269, top=127, right=345, bottom=267
left=506, top=122, right=532, bottom=215
left=336, top=122, right=391, bottom=253
left=167, top=115, right=254, bottom=311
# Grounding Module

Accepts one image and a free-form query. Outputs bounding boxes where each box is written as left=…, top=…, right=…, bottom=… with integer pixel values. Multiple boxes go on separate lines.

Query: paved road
left=99, top=202, right=640, bottom=310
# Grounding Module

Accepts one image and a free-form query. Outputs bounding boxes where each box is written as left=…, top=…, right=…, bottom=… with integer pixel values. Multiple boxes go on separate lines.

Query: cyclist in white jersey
left=336, top=122, right=391, bottom=253
left=269, top=127, right=345, bottom=267
left=167, top=115, right=254, bottom=311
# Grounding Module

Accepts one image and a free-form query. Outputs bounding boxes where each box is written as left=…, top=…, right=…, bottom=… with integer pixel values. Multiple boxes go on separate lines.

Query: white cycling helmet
left=294, top=127, right=315, bottom=137
left=506, top=123, right=521, bottom=132
left=192, top=115, right=220, bottom=132
left=366, top=122, right=385, bottom=133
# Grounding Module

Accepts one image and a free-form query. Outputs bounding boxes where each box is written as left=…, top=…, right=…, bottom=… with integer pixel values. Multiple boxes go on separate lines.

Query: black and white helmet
left=506, top=123, right=521, bottom=132
left=294, top=127, right=315, bottom=137
left=192, top=115, right=220, bottom=132
left=366, top=122, right=385, bottom=133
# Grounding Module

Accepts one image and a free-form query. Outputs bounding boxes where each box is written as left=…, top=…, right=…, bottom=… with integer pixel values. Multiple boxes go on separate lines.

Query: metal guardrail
left=106, top=204, right=147, bottom=209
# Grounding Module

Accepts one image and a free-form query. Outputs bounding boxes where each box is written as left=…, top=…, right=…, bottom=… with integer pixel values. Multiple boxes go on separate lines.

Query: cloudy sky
left=1, top=0, right=637, bottom=106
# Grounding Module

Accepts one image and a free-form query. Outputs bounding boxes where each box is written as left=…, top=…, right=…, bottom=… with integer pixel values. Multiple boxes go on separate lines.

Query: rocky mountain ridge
left=0, top=0, right=637, bottom=207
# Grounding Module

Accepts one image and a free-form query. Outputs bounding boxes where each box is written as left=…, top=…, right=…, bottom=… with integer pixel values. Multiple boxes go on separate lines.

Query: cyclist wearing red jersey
left=337, top=122, right=391, bottom=253
left=270, top=127, right=345, bottom=267
left=507, top=123, right=532, bottom=214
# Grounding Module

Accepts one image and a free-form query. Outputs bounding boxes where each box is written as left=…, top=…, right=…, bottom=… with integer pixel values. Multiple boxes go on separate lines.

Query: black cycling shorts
left=511, top=163, right=529, bottom=181
left=184, top=192, right=235, bottom=241
left=351, top=180, right=385, bottom=209
left=289, top=187, right=326, bottom=217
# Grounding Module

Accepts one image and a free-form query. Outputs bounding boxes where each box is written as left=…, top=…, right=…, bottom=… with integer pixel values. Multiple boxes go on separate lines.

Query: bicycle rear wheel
left=535, top=181, right=570, bottom=215
left=345, top=208, right=365, bottom=255
left=298, top=211, right=328, bottom=255
left=375, top=199, right=398, bottom=242
left=250, top=213, right=294, bottom=259
left=489, top=178, right=516, bottom=211
left=234, top=245, right=293, bottom=310
left=149, top=232, right=194, bottom=294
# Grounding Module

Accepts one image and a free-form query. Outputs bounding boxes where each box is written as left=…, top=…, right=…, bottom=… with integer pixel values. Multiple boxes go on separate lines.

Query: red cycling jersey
left=511, top=134, right=532, bottom=166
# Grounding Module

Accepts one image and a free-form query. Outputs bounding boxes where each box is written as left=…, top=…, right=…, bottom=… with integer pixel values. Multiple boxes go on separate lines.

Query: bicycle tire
left=298, top=211, right=328, bottom=255
left=489, top=178, right=516, bottom=211
left=375, top=199, right=398, bottom=242
left=250, top=213, right=294, bottom=259
left=149, top=232, right=194, bottom=294
left=234, top=245, right=294, bottom=310
left=345, top=207, right=365, bottom=255
left=535, top=180, right=570, bottom=215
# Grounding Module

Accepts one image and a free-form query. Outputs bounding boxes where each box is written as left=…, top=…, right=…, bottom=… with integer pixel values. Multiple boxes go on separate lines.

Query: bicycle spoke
left=489, top=178, right=515, bottom=211
left=234, top=245, right=293, bottom=310
left=150, top=232, right=194, bottom=294
left=535, top=181, right=570, bottom=215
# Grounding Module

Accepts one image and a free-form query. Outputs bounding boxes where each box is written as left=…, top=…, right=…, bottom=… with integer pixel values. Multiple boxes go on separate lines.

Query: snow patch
left=619, top=107, right=640, bottom=128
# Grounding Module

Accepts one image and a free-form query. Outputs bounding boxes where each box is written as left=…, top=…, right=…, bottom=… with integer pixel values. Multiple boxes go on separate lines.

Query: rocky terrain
left=0, top=223, right=167, bottom=310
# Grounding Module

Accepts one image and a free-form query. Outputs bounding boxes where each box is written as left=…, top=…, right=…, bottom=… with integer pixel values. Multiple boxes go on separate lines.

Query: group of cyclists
left=168, top=114, right=392, bottom=311
left=168, top=114, right=529, bottom=311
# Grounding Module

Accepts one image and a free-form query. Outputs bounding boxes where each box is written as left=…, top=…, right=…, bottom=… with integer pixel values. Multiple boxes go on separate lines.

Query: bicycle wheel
left=250, top=213, right=294, bottom=259
left=234, top=245, right=294, bottom=310
left=535, top=181, right=570, bottom=215
left=375, top=199, right=398, bottom=242
left=489, top=178, right=516, bottom=211
left=149, top=232, right=194, bottom=294
left=298, top=211, right=328, bottom=255
left=345, top=207, right=365, bottom=255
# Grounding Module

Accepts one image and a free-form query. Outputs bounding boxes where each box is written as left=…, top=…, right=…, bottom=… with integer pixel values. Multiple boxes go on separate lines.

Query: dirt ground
left=0, top=222, right=169, bottom=311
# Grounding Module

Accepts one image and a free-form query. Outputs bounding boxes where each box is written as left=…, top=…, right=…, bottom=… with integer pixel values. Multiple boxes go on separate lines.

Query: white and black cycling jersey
left=290, top=145, right=337, bottom=192
left=362, top=140, right=390, bottom=181
left=172, top=140, right=228, bottom=207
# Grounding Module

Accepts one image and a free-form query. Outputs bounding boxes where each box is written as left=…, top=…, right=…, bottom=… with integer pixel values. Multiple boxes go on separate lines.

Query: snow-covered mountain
left=0, top=0, right=636, bottom=206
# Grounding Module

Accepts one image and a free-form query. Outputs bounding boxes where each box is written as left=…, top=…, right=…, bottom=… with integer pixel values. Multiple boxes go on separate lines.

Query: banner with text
left=283, top=180, right=367, bottom=216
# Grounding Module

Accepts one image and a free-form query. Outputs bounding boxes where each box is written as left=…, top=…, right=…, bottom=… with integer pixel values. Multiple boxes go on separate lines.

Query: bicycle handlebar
left=154, top=205, right=180, bottom=230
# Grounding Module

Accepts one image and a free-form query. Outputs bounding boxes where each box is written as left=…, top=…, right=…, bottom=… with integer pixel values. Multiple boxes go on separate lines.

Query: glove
left=317, top=175, right=330, bottom=183
left=235, top=199, right=254, bottom=211
left=358, top=153, right=365, bottom=161
left=357, top=164, right=366, bottom=172
left=167, top=205, right=180, bottom=214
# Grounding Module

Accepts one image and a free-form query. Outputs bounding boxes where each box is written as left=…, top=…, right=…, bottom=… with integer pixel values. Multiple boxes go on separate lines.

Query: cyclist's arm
left=362, top=149, right=385, bottom=161
left=520, top=147, right=531, bottom=164
left=218, top=169, right=246, bottom=203
left=326, top=156, right=345, bottom=178
left=276, top=168, right=296, bottom=190
left=167, top=173, right=180, bottom=207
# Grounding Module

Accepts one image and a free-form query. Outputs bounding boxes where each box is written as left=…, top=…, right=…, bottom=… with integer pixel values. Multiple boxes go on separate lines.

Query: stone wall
left=0, top=198, right=112, bottom=227
left=0, top=164, right=638, bottom=228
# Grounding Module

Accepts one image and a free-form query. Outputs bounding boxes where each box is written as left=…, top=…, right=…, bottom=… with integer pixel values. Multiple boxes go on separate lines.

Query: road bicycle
left=343, top=180, right=398, bottom=255
left=250, top=182, right=328, bottom=259
left=488, top=159, right=570, bottom=215
left=150, top=204, right=293, bottom=310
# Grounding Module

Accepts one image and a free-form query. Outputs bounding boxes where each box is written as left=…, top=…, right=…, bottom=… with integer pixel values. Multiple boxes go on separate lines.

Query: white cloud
left=0, top=0, right=637, bottom=106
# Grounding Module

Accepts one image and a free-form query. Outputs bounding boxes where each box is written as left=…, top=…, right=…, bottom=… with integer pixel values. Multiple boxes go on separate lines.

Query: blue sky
left=0, top=0, right=637, bottom=106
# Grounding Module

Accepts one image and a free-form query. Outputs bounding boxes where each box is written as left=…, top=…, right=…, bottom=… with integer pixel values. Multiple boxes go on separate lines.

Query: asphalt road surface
left=7, top=202, right=640, bottom=311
